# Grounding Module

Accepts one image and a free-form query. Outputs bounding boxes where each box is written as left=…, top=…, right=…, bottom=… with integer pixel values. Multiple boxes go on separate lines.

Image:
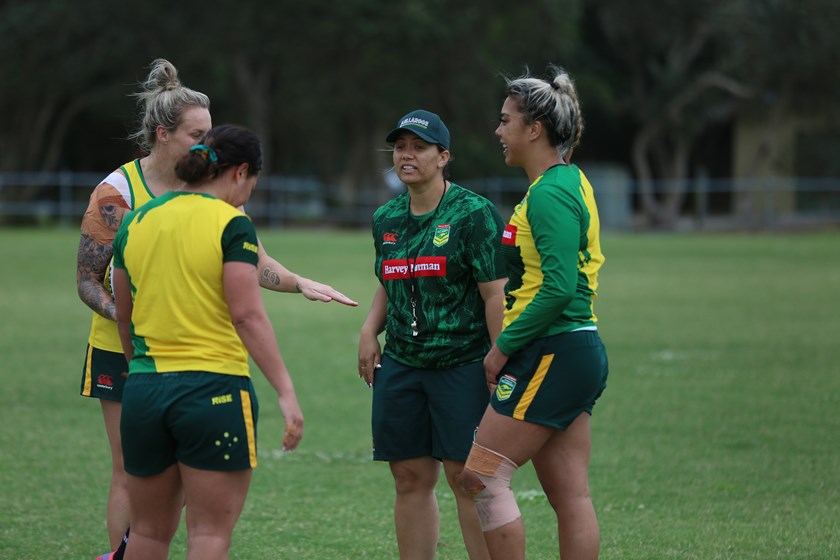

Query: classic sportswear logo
left=243, top=241, right=258, bottom=253
left=382, top=256, right=447, bottom=280
left=383, top=232, right=398, bottom=244
left=400, top=117, right=429, bottom=129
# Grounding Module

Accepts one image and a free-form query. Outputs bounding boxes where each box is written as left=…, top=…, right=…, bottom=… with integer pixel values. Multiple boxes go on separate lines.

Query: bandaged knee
left=462, top=442, right=520, bottom=531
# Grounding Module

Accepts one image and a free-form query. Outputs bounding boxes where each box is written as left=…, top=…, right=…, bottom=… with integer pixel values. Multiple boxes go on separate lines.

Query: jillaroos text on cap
left=400, top=117, right=430, bottom=128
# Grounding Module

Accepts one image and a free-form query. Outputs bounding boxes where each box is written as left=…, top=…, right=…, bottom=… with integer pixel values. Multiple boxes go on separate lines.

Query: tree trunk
left=43, top=96, right=91, bottom=171
left=660, top=134, right=692, bottom=226
left=233, top=56, right=273, bottom=173
left=632, top=122, right=665, bottom=226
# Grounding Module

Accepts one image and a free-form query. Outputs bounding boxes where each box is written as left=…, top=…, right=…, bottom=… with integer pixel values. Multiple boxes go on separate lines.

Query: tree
left=590, top=0, right=750, bottom=227
left=11, top=0, right=836, bottom=230
left=588, top=0, right=840, bottom=227
left=0, top=0, right=144, bottom=172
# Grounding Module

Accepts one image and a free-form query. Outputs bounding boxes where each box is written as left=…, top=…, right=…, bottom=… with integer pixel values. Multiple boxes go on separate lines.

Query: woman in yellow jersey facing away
left=458, top=66, right=609, bottom=560
left=77, top=58, right=355, bottom=559
left=111, top=124, right=303, bottom=560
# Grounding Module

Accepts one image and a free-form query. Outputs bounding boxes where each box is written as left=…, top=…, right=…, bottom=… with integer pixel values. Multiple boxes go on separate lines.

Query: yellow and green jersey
left=496, top=164, right=604, bottom=357
left=112, top=191, right=259, bottom=376
left=88, top=160, right=155, bottom=352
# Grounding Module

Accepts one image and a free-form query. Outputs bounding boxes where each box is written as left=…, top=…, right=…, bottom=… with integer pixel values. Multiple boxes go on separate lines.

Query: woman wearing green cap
left=358, top=110, right=507, bottom=559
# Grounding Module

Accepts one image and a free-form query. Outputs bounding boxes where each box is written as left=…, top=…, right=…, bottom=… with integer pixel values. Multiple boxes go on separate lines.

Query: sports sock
left=111, top=528, right=129, bottom=560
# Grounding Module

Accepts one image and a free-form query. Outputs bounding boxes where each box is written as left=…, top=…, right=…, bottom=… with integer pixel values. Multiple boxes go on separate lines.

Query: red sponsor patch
left=502, top=224, right=517, bottom=246
left=383, top=232, right=398, bottom=243
left=382, top=256, right=447, bottom=280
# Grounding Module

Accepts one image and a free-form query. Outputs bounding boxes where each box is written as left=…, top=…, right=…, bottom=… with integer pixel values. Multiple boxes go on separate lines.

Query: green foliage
left=1, top=0, right=838, bottom=197
left=1, top=227, right=839, bottom=559
left=0, top=0, right=584, bottom=179
left=722, top=0, right=840, bottom=112
left=582, top=0, right=839, bottom=224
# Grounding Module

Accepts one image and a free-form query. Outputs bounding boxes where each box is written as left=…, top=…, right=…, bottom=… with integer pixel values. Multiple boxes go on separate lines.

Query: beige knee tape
left=464, top=443, right=520, bottom=531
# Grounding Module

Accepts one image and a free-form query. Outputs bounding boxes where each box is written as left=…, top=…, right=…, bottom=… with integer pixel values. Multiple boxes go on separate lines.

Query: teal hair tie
left=189, top=144, right=218, bottom=163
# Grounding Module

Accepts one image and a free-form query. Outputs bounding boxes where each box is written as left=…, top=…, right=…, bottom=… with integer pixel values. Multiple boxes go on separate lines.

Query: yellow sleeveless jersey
left=87, top=160, right=154, bottom=352
left=112, top=191, right=260, bottom=376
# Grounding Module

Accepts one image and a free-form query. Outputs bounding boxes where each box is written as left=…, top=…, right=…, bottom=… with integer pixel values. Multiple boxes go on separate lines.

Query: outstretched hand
left=298, top=278, right=358, bottom=307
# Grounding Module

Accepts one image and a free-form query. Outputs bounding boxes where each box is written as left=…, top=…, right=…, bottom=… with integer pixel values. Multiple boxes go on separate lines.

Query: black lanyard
left=404, top=182, right=448, bottom=337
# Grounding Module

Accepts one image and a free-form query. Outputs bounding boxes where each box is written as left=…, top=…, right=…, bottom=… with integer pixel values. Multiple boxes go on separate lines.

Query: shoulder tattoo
left=98, top=194, right=129, bottom=229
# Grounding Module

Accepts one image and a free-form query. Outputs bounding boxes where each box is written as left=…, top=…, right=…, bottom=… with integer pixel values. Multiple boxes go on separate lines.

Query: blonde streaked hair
left=505, top=65, right=584, bottom=159
left=128, top=58, right=210, bottom=153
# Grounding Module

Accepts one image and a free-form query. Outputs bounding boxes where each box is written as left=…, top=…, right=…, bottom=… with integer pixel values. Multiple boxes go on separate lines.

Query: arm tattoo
left=259, top=264, right=283, bottom=290
left=99, top=202, right=122, bottom=228
left=76, top=232, right=116, bottom=320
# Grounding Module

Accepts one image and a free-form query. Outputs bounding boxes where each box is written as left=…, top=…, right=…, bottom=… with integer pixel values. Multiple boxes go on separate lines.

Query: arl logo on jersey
left=433, top=224, right=450, bottom=247
left=502, top=224, right=517, bottom=246
left=382, top=256, right=447, bottom=280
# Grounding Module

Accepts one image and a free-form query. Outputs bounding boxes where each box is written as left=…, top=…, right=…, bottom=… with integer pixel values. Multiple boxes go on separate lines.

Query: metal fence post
left=694, top=168, right=708, bottom=231
left=59, top=171, right=72, bottom=227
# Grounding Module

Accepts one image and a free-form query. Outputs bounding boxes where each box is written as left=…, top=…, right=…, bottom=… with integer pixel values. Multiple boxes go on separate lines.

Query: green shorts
left=80, top=345, right=128, bottom=402
left=372, top=354, right=490, bottom=462
left=491, top=330, right=608, bottom=430
left=121, top=372, right=259, bottom=476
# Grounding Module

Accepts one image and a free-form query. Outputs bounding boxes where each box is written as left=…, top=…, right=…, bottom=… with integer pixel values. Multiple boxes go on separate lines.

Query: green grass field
left=1, top=227, right=838, bottom=559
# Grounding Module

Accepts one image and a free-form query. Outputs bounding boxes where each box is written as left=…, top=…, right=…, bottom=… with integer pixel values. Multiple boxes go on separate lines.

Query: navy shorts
left=121, top=372, right=259, bottom=476
left=491, top=330, right=608, bottom=430
left=80, top=345, right=128, bottom=401
left=372, top=355, right=490, bottom=462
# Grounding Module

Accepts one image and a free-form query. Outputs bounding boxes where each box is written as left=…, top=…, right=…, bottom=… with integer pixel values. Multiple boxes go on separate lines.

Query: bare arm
left=77, top=234, right=116, bottom=320
left=256, top=237, right=358, bottom=306
left=478, top=278, right=507, bottom=345
left=224, top=260, right=304, bottom=451
left=113, top=267, right=134, bottom=362
left=76, top=183, right=129, bottom=320
left=479, top=278, right=508, bottom=390
left=357, top=285, right=387, bottom=386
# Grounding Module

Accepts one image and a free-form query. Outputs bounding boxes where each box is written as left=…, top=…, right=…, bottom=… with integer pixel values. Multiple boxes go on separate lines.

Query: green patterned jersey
left=372, top=183, right=506, bottom=368
left=496, top=164, right=605, bottom=356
